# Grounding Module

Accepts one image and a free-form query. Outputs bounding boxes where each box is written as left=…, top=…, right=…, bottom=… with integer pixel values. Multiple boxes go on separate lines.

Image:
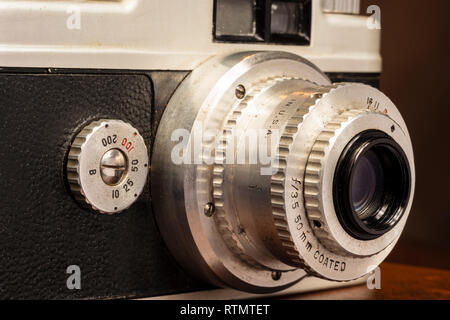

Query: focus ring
left=213, top=77, right=294, bottom=268
left=304, top=109, right=368, bottom=254
left=269, top=84, right=341, bottom=268
left=270, top=91, right=326, bottom=266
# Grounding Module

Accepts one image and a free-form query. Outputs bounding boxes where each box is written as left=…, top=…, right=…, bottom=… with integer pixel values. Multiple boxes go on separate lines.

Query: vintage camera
left=0, top=0, right=414, bottom=299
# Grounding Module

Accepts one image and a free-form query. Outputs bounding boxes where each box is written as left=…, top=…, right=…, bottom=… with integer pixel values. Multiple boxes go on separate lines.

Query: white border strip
left=142, top=276, right=367, bottom=300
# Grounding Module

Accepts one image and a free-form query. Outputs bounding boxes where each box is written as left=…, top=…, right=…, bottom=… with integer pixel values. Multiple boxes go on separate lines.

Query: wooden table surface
left=285, top=263, right=450, bottom=300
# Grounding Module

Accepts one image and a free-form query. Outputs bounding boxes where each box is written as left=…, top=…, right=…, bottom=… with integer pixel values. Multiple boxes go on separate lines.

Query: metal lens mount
left=151, top=52, right=415, bottom=293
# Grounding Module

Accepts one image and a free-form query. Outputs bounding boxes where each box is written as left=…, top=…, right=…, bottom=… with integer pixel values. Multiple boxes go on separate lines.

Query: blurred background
left=360, top=0, right=450, bottom=269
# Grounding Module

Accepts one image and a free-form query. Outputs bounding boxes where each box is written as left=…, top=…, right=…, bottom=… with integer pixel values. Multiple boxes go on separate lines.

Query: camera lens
left=153, top=52, right=415, bottom=292
left=334, top=130, right=411, bottom=240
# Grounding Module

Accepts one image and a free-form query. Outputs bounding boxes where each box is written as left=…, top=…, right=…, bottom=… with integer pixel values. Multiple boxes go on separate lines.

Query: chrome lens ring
left=304, top=109, right=414, bottom=259
left=152, top=52, right=415, bottom=291
left=152, top=51, right=330, bottom=293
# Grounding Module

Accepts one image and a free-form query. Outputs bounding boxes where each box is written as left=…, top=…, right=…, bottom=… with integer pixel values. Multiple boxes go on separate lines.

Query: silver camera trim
left=152, top=51, right=415, bottom=292
left=152, top=51, right=330, bottom=293
left=306, top=110, right=414, bottom=257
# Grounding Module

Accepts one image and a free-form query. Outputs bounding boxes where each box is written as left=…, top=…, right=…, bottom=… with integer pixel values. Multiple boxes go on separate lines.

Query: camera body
left=0, top=1, right=413, bottom=299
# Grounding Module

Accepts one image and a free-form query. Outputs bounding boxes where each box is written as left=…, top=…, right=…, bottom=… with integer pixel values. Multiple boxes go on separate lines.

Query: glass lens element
left=271, top=2, right=301, bottom=35
left=350, top=150, right=384, bottom=217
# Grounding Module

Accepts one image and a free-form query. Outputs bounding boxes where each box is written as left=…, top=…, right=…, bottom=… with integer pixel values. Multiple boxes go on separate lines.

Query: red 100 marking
left=121, top=137, right=135, bottom=153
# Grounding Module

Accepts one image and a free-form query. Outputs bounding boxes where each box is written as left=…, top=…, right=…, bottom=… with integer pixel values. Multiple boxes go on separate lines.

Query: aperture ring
left=270, top=85, right=338, bottom=268
left=213, top=77, right=292, bottom=268
left=304, top=109, right=369, bottom=254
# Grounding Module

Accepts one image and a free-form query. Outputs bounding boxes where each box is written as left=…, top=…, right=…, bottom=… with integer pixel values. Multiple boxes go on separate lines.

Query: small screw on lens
left=204, top=202, right=216, bottom=217
left=272, top=271, right=282, bottom=281
left=313, top=220, right=322, bottom=228
left=235, top=85, right=246, bottom=99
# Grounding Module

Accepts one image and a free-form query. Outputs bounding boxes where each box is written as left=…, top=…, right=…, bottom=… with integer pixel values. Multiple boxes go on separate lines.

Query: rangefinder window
left=213, top=0, right=311, bottom=45
left=214, top=0, right=265, bottom=42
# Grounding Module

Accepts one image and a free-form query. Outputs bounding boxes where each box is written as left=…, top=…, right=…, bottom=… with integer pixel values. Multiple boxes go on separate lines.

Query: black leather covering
left=0, top=72, right=206, bottom=299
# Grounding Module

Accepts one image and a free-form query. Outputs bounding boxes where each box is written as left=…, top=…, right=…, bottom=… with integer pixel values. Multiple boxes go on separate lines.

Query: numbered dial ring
left=66, top=119, right=148, bottom=214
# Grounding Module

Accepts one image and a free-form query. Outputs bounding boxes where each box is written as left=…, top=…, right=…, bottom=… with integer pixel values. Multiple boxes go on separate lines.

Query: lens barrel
left=152, top=52, right=415, bottom=293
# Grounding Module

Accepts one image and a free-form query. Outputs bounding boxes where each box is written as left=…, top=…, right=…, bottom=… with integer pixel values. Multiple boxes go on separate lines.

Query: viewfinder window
left=214, top=0, right=311, bottom=45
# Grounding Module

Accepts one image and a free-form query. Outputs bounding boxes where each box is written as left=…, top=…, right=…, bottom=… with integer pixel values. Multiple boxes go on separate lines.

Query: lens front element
left=351, top=150, right=381, bottom=214
left=334, top=130, right=411, bottom=240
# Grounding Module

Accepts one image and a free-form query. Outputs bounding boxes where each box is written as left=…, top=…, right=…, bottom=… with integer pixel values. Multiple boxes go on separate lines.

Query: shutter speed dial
left=66, top=119, right=148, bottom=214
